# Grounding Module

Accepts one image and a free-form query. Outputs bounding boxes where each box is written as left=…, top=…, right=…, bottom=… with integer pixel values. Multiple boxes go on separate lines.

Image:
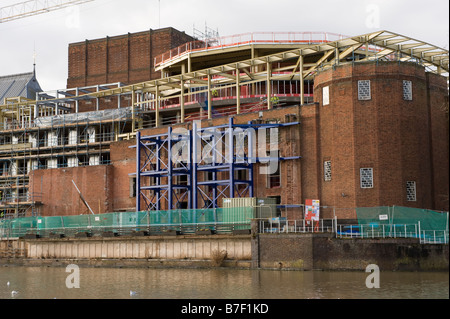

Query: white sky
left=0, top=0, right=448, bottom=91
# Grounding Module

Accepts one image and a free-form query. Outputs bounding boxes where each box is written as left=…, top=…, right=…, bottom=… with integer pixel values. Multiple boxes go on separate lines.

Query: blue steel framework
left=133, top=117, right=300, bottom=211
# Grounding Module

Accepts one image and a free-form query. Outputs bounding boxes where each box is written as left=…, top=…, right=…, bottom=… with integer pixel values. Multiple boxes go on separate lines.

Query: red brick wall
left=29, top=140, right=136, bottom=217
left=29, top=165, right=113, bottom=216
left=426, top=73, right=449, bottom=211
left=67, top=27, right=194, bottom=112
left=109, top=139, right=136, bottom=212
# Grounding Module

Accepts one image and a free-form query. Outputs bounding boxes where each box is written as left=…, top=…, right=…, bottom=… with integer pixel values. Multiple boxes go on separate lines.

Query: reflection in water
left=0, top=266, right=448, bottom=299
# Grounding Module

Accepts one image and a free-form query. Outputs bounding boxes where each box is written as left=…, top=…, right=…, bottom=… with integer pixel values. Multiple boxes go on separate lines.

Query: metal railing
left=336, top=223, right=419, bottom=239
left=258, top=218, right=448, bottom=245
left=259, top=218, right=336, bottom=234
left=154, top=31, right=349, bottom=67
left=420, top=230, right=449, bottom=244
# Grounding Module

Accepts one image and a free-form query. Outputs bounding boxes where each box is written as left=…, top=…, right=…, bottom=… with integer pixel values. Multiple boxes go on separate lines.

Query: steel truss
left=133, top=117, right=300, bottom=211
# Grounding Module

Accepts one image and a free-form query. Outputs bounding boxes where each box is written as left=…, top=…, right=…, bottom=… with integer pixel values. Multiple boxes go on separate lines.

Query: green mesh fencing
left=0, top=207, right=255, bottom=238
left=355, top=206, right=449, bottom=242
left=356, top=206, right=449, bottom=231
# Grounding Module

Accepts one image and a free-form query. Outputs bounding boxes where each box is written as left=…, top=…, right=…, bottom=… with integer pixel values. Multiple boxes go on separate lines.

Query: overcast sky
left=0, top=0, right=448, bottom=91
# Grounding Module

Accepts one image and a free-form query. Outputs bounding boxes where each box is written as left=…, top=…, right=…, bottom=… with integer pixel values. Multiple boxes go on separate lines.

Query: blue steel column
left=188, top=129, right=193, bottom=209
left=247, top=121, right=254, bottom=198
left=192, top=121, right=198, bottom=210
left=135, top=131, right=141, bottom=212
left=167, top=127, right=173, bottom=210
left=156, top=136, right=161, bottom=211
left=212, top=128, right=217, bottom=208
left=228, top=117, right=234, bottom=198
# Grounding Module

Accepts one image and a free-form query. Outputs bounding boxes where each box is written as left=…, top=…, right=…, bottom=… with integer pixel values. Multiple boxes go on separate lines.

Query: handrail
left=154, top=31, right=349, bottom=67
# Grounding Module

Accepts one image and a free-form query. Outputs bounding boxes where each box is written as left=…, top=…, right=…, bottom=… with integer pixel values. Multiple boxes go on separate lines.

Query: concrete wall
left=24, top=235, right=251, bottom=261
left=0, top=239, right=26, bottom=258
left=4, top=232, right=447, bottom=272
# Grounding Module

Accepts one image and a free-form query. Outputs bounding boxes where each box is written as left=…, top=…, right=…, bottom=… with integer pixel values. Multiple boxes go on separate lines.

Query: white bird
left=11, top=290, right=18, bottom=297
left=130, top=290, right=137, bottom=297
left=6, top=281, right=10, bottom=287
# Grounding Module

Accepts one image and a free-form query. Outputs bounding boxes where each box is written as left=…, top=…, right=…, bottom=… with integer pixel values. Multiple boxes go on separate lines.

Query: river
left=0, top=266, right=448, bottom=300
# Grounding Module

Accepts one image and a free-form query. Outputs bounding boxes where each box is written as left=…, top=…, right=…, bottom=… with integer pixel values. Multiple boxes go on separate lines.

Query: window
left=406, top=181, right=416, bottom=201
left=267, top=152, right=281, bottom=188
left=177, top=174, right=188, bottom=186
left=234, top=168, right=248, bottom=181
left=324, top=160, right=332, bottom=181
left=403, top=80, right=412, bottom=100
left=323, top=86, right=330, bottom=105
left=129, top=177, right=136, bottom=198
left=358, top=80, right=371, bottom=100
left=360, top=168, right=373, bottom=188
left=265, top=119, right=280, bottom=145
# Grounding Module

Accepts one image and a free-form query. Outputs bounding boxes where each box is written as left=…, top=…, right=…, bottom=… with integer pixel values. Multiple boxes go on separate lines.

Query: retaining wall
left=15, top=234, right=251, bottom=264
left=1, top=232, right=448, bottom=271
left=254, top=233, right=449, bottom=271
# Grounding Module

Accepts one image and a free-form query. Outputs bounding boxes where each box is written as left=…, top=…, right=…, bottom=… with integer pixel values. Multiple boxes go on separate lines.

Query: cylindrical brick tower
left=312, top=61, right=448, bottom=216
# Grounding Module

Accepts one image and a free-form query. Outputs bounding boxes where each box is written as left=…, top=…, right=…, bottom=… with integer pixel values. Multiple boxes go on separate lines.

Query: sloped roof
left=0, top=72, right=42, bottom=102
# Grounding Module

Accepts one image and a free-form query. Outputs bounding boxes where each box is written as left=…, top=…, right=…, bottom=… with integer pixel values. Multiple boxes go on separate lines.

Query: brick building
left=1, top=29, right=448, bottom=220
left=67, top=27, right=195, bottom=88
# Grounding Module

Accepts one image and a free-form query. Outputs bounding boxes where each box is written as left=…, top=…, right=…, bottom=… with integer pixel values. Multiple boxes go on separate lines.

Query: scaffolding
left=133, top=117, right=300, bottom=211
left=0, top=82, right=135, bottom=219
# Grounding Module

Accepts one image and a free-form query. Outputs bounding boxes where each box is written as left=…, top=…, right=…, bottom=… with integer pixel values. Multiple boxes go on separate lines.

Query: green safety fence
left=356, top=206, right=449, bottom=242
left=0, top=207, right=256, bottom=238
left=356, top=206, right=449, bottom=230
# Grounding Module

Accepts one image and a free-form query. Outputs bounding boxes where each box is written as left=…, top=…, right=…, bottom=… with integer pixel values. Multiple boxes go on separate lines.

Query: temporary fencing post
left=418, top=221, right=421, bottom=244
left=334, top=216, right=337, bottom=236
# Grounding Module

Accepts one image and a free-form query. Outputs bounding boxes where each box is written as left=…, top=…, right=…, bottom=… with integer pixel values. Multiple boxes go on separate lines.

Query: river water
left=0, top=266, right=448, bottom=300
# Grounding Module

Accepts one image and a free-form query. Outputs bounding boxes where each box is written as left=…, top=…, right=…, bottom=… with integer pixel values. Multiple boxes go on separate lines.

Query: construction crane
left=0, top=0, right=94, bottom=23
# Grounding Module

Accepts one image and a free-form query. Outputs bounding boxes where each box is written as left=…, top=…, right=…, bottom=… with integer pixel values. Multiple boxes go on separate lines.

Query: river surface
left=0, top=266, right=448, bottom=299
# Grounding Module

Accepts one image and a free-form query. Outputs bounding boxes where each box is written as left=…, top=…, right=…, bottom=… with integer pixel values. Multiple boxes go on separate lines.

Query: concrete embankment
left=1, top=234, right=252, bottom=269
left=1, top=232, right=448, bottom=271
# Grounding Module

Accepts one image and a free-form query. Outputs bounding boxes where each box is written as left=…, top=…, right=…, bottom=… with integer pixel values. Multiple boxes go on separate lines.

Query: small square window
left=358, top=80, right=371, bottom=100
left=324, top=160, right=332, bottom=181
left=406, top=181, right=416, bottom=201
left=403, top=80, right=412, bottom=100
left=360, top=168, right=373, bottom=188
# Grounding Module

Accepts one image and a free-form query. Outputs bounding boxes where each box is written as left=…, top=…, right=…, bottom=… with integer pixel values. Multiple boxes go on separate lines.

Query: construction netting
left=356, top=206, right=449, bottom=230
left=354, top=206, right=449, bottom=243
left=34, top=107, right=132, bottom=127
left=0, top=207, right=255, bottom=238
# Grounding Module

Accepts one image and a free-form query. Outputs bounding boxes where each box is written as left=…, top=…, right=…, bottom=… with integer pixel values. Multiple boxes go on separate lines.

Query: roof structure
left=0, top=71, right=42, bottom=103
left=0, top=30, right=448, bottom=127
left=85, top=30, right=449, bottom=99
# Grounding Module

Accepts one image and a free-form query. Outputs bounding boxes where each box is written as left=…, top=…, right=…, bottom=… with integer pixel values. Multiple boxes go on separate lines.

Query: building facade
left=1, top=29, right=448, bottom=221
